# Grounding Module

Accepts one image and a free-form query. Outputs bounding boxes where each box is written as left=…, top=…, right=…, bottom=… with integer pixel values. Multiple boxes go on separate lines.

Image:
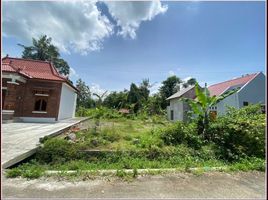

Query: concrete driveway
left=2, top=171, right=265, bottom=199
left=1, top=118, right=88, bottom=168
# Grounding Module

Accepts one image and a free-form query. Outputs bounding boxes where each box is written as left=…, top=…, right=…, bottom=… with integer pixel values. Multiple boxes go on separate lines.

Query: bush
left=6, top=168, right=22, bottom=178
left=209, top=105, right=265, bottom=161
left=76, top=106, right=88, bottom=117
left=36, top=138, right=81, bottom=164
left=160, top=122, right=203, bottom=149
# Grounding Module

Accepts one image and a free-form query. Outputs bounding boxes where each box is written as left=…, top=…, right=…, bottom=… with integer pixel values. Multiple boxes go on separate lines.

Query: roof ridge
left=3, top=56, right=51, bottom=64
left=48, top=62, right=66, bottom=80
left=208, top=73, right=257, bottom=87
left=7, top=61, right=19, bottom=72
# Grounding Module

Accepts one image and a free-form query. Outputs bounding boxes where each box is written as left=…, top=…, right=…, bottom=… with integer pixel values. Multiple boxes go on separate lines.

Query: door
left=2, top=89, right=6, bottom=109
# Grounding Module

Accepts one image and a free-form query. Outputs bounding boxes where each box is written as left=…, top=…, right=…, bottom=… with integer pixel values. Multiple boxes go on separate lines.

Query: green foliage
left=18, top=35, right=70, bottom=75
left=87, top=107, right=123, bottom=119
left=6, top=161, right=45, bottom=179
left=103, top=91, right=128, bottom=109
left=209, top=104, right=265, bottom=161
left=76, top=106, right=88, bottom=117
left=6, top=168, right=22, bottom=178
left=182, top=78, right=197, bottom=89
left=229, top=157, right=265, bottom=171
left=76, top=78, right=95, bottom=108
left=36, top=138, right=80, bottom=164
left=143, top=94, right=165, bottom=115
left=184, top=83, right=236, bottom=140
left=159, top=75, right=182, bottom=108
left=159, top=122, right=203, bottom=149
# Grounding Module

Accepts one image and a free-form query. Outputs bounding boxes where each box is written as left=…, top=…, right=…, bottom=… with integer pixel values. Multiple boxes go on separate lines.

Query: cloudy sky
left=2, top=1, right=265, bottom=95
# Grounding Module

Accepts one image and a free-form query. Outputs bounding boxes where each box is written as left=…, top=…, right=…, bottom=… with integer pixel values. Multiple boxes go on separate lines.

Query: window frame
left=243, top=101, right=249, bottom=106
left=33, top=97, right=48, bottom=112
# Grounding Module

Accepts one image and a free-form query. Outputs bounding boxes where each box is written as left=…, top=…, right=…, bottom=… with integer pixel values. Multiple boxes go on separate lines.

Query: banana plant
left=182, top=83, right=235, bottom=140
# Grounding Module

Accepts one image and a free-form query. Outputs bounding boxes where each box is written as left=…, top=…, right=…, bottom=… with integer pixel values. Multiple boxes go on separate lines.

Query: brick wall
left=2, top=78, right=62, bottom=120
left=18, top=79, right=62, bottom=119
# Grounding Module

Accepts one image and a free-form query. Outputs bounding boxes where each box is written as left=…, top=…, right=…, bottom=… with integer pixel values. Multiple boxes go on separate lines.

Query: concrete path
left=1, top=117, right=88, bottom=168
left=2, top=171, right=265, bottom=199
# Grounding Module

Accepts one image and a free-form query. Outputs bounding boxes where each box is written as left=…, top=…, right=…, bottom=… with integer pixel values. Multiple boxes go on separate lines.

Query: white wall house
left=58, top=83, right=78, bottom=120
left=166, top=85, right=196, bottom=121
left=166, top=72, right=265, bottom=121
left=208, top=72, right=265, bottom=116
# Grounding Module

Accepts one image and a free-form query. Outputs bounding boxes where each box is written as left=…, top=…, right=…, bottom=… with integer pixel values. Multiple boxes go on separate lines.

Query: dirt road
left=2, top=171, right=265, bottom=199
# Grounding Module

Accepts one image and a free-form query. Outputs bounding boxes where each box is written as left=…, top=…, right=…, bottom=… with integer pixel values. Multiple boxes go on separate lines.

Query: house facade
left=208, top=72, right=265, bottom=116
left=167, top=72, right=265, bottom=121
left=1, top=56, right=78, bottom=123
left=166, top=85, right=196, bottom=121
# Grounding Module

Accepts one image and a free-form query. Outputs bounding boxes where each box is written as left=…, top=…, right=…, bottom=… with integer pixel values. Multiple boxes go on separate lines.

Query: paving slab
left=1, top=117, right=88, bottom=168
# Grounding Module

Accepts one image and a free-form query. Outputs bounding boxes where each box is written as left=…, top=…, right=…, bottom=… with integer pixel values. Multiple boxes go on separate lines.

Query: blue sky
left=2, top=1, right=265, bottom=94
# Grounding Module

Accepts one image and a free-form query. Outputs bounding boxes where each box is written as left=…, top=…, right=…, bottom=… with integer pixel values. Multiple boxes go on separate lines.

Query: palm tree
left=93, top=91, right=108, bottom=108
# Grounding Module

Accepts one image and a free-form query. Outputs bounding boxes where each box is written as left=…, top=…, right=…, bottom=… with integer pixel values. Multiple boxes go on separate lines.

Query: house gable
left=237, top=72, right=265, bottom=107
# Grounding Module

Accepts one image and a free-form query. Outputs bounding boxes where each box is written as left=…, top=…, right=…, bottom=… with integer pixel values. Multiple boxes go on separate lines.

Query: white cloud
left=69, top=67, right=79, bottom=79
left=3, top=1, right=168, bottom=55
left=105, top=1, right=168, bottom=39
left=90, top=83, right=109, bottom=99
left=182, top=76, right=193, bottom=82
left=168, top=70, right=175, bottom=76
left=3, top=1, right=113, bottom=54
left=150, top=82, right=162, bottom=95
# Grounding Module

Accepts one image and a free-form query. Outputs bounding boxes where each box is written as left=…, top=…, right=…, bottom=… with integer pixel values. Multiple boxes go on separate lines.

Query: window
left=243, top=101, right=249, bottom=106
left=170, top=110, right=174, bottom=120
left=34, top=98, right=47, bottom=111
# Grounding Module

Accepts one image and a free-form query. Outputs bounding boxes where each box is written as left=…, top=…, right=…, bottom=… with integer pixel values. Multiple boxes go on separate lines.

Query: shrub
left=102, top=128, right=122, bottom=142
left=159, top=122, right=203, bottom=149
left=36, top=138, right=81, bottom=164
left=21, top=167, right=44, bottom=179
left=209, top=105, right=265, bottom=160
left=76, top=106, right=88, bottom=117
left=6, top=168, right=22, bottom=178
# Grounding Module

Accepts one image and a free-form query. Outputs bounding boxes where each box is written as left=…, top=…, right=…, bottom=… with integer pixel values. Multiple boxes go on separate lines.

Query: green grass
left=5, top=117, right=265, bottom=179
left=74, top=118, right=168, bottom=150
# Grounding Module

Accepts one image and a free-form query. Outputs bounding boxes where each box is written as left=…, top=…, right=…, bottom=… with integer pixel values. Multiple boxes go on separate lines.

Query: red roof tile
left=208, top=73, right=258, bottom=96
left=2, top=57, right=78, bottom=91
left=2, top=57, right=66, bottom=81
left=2, top=62, right=16, bottom=72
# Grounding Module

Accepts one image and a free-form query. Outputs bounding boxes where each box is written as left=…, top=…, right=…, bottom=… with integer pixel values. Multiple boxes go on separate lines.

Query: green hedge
left=209, top=104, right=265, bottom=160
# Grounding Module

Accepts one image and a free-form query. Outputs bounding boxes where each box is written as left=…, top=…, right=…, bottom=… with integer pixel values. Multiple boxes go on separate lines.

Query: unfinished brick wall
left=17, top=79, right=62, bottom=119
left=2, top=78, right=62, bottom=120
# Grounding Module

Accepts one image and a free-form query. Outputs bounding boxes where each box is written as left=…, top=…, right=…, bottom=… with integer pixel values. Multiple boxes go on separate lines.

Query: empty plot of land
left=1, top=118, right=88, bottom=168
left=2, top=171, right=265, bottom=199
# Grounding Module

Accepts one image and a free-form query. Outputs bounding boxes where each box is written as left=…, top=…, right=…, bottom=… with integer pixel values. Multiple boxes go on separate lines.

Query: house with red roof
left=207, top=72, right=265, bottom=115
left=166, top=72, right=265, bottom=121
left=1, top=56, right=78, bottom=122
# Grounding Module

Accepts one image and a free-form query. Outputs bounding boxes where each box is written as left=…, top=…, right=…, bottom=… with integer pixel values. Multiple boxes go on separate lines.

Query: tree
left=159, top=75, right=182, bottom=108
left=139, top=79, right=150, bottom=101
left=127, top=83, right=141, bottom=113
left=76, top=78, right=92, bottom=108
left=144, top=94, right=163, bottom=115
left=103, top=91, right=129, bottom=109
left=18, top=35, right=70, bottom=75
left=183, top=83, right=235, bottom=140
left=93, top=91, right=108, bottom=108
left=182, top=78, right=197, bottom=88
left=187, top=78, right=197, bottom=86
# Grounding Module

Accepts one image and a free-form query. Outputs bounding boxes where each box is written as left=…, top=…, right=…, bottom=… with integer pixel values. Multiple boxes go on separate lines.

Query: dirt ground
left=2, top=171, right=265, bottom=199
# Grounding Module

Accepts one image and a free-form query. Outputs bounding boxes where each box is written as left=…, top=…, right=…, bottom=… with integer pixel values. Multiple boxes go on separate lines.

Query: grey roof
left=166, top=85, right=195, bottom=100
